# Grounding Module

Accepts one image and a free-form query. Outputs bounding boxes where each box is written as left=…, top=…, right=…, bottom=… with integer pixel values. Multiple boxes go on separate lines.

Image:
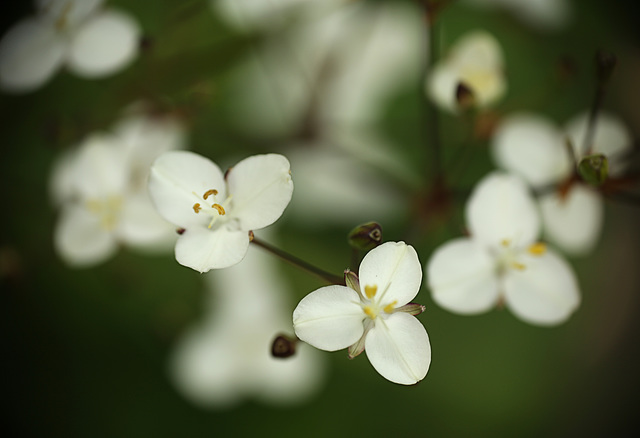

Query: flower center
left=192, top=189, right=232, bottom=229
left=86, top=196, right=122, bottom=231
left=362, top=284, right=397, bottom=320
left=497, top=239, right=547, bottom=272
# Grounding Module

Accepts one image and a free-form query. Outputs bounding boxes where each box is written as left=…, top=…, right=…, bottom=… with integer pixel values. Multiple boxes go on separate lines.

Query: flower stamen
left=528, top=242, right=547, bottom=256
left=212, top=203, right=225, bottom=215
left=383, top=300, right=398, bottom=313
left=203, top=189, right=218, bottom=200
left=364, top=285, right=377, bottom=299
left=193, top=203, right=202, bottom=213
left=363, top=306, right=377, bottom=320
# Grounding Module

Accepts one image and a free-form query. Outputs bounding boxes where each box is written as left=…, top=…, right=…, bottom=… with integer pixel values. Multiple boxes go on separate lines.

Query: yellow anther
left=212, top=203, right=226, bottom=215
left=364, top=285, right=378, bottom=299
left=383, top=300, right=398, bottom=313
left=501, top=239, right=511, bottom=247
left=193, top=203, right=202, bottom=213
left=528, top=242, right=547, bottom=256
left=511, top=261, right=526, bottom=271
left=364, top=306, right=377, bottom=320
left=203, top=189, right=218, bottom=200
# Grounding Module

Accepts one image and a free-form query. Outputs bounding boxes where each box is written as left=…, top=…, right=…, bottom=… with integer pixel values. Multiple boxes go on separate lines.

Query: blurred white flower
left=463, top=0, right=571, bottom=31
left=51, top=111, right=185, bottom=267
left=171, top=243, right=325, bottom=408
left=426, top=30, right=506, bottom=113
left=148, top=152, right=294, bottom=272
left=492, top=111, right=632, bottom=254
left=0, top=0, right=140, bottom=93
left=293, top=241, right=431, bottom=385
left=222, top=1, right=424, bottom=225
left=427, top=173, right=581, bottom=326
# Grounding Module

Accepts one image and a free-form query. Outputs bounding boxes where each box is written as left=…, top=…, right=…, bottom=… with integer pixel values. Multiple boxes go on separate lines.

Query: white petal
left=427, top=237, right=500, bottom=314
left=67, top=9, right=140, bottom=78
left=174, top=227, right=249, bottom=272
left=492, top=113, right=573, bottom=187
left=0, top=18, right=65, bottom=93
left=49, top=149, right=78, bottom=206
left=358, top=241, right=422, bottom=307
left=539, top=185, right=603, bottom=255
left=73, top=134, right=129, bottom=199
left=148, top=151, right=226, bottom=228
left=37, top=0, right=104, bottom=29
left=426, top=63, right=460, bottom=112
left=565, top=111, right=633, bottom=176
left=466, top=172, right=540, bottom=250
left=503, top=248, right=580, bottom=325
left=365, top=312, right=431, bottom=385
left=226, top=154, right=294, bottom=231
left=54, top=203, right=117, bottom=267
left=293, top=285, right=364, bottom=352
left=117, top=192, right=176, bottom=249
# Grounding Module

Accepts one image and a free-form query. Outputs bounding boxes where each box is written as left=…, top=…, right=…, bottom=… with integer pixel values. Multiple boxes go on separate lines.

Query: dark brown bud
left=176, top=228, right=186, bottom=235
left=348, top=222, right=382, bottom=251
left=455, top=81, right=475, bottom=111
left=271, top=334, right=298, bottom=359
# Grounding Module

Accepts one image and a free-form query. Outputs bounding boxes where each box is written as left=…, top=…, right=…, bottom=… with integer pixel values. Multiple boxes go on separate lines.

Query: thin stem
left=251, top=236, right=344, bottom=285
left=583, top=50, right=617, bottom=156
left=424, top=4, right=443, bottom=182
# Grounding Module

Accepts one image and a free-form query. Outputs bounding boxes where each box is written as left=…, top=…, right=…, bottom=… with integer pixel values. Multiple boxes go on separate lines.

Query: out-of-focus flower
left=0, top=0, right=140, bottom=93
left=148, top=152, right=293, bottom=272
left=426, top=30, right=506, bottom=113
left=221, top=1, right=424, bottom=226
left=427, top=173, right=581, bottom=326
left=463, top=0, right=571, bottom=31
left=492, top=111, right=632, bottom=255
left=51, top=111, right=185, bottom=267
left=293, top=241, right=431, bottom=385
left=171, top=243, right=325, bottom=408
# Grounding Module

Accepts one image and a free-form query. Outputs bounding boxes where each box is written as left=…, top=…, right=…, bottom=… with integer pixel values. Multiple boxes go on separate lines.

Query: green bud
left=348, top=222, right=382, bottom=251
left=578, top=153, right=609, bottom=186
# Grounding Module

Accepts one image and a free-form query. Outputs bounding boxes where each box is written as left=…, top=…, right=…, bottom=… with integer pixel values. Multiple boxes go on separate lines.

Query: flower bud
left=578, top=153, right=609, bottom=186
left=455, top=81, right=475, bottom=111
left=344, top=269, right=360, bottom=293
left=271, top=334, right=298, bottom=358
left=348, top=222, right=382, bottom=251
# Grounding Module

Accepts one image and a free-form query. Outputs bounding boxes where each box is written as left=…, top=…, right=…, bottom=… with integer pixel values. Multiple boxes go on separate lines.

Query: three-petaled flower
left=293, top=241, right=431, bottom=385
left=427, top=172, right=581, bottom=326
left=148, top=151, right=294, bottom=273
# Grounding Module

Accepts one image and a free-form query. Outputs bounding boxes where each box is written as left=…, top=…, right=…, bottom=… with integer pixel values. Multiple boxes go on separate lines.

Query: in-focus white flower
left=426, top=30, right=506, bottom=113
left=171, top=243, right=325, bottom=408
left=427, top=173, right=581, bottom=326
left=0, top=0, right=140, bottom=93
left=492, top=111, right=632, bottom=254
left=293, top=241, right=431, bottom=385
left=463, top=0, right=571, bottom=31
left=148, top=151, right=294, bottom=272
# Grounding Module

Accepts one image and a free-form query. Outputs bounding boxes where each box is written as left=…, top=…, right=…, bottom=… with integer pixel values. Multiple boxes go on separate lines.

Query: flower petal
left=365, top=312, right=431, bottom=385
left=148, top=151, right=226, bottom=228
left=358, top=241, right=422, bottom=307
left=54, top=203, right=117, bottom=267
left=293, top=285, right=364, bottom=352
left=117, top=191, right=176, bottom=250
left=226, top=154, right=294, bottom=231
left=73, top=134, right=129, bottom=199
left=37, top=0, right=104, bottom=29
left=427, top=237, right=500, bottom=314
left=174, top=226, right=249, bottom=273
left=66, top=9, right=140, bottom=78
left=539, top=185, right=603, bottom=255
left=466, top=172, right=540, bottom=250
left=565, top=111, right=633, bottom=177
left=492, top=113, right=572, bottom=187
left=503, top=248, right=580, bottom=325
left=0, top=18, right=65, bottom=93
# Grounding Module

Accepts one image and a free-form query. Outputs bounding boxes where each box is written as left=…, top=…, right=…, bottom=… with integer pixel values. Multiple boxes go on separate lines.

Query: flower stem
left=583, top=50, right=616, bottom=155
left=423, top=3, right=443, bottom=183
left=250, top=235, right=344, bottom=285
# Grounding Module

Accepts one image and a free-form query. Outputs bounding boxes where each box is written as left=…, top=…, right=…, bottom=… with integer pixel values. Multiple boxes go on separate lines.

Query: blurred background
left=2, top=0, right=640, bottom=436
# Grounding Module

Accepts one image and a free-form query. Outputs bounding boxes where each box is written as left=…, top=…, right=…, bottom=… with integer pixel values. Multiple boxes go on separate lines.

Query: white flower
left=492, top=111, right=632, bottom=254
left=147, top=151, right=294, bottom=272
left=427, top=173, right=581, bottom=326
left=0, top=0, right=140, bottom=93
left=293, top=241, right=431, bottom=385
left=426, top=30, right=506, bottom=113
left=171, top=243, right=325, bottom=408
